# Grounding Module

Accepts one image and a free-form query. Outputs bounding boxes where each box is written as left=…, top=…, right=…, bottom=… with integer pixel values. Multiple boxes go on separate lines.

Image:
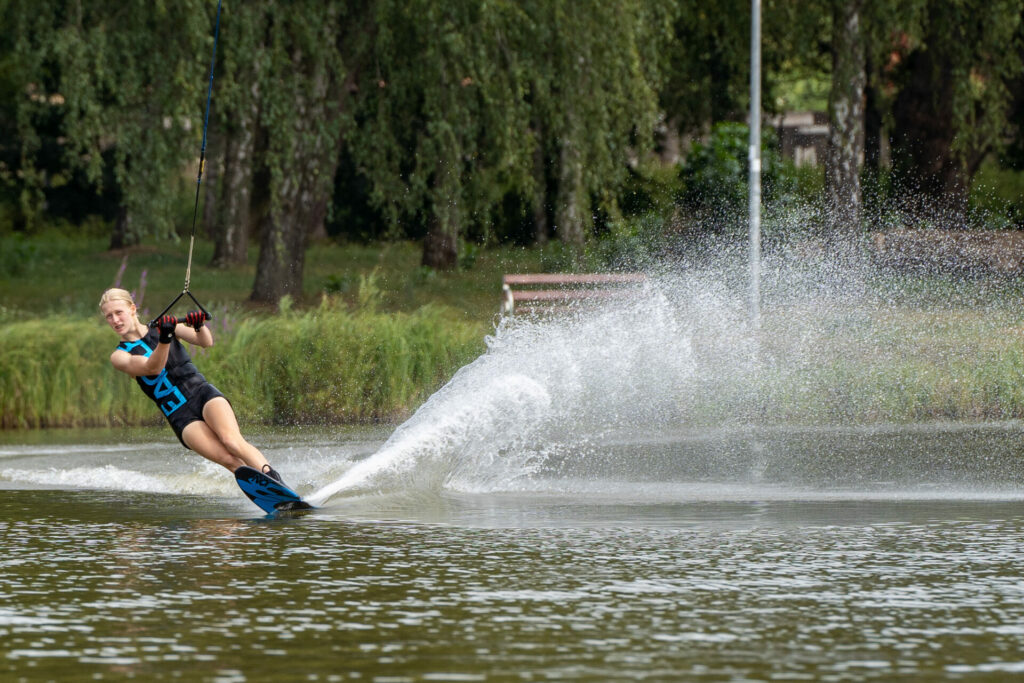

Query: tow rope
left=150, top=0, right=222, bottom=326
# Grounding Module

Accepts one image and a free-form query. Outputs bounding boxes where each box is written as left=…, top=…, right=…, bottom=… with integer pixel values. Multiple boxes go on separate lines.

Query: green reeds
left=211, top=302, right=484, bottom=424
left=0, top=319, right=153, bottom=428
left=0, top=302, right=484, bottom=429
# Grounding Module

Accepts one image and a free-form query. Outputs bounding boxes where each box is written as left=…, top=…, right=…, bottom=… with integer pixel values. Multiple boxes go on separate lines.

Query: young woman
left=99, top=288, right=288, bottom=485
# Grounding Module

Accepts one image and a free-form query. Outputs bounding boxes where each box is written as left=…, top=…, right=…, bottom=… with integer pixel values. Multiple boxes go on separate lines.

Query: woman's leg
left=200, top=397, right=271, bottom=471
left=181, top=420, right=246, bottom=471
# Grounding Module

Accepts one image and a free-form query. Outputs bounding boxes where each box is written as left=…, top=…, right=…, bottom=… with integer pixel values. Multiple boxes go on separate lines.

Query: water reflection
left=4, top=489, right=1024, bottom=680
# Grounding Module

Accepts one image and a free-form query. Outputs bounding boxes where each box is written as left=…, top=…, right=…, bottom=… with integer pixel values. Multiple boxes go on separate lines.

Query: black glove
left=157, top=315, right=177, bottom=344
left=184, top=310, right=207, bottom=330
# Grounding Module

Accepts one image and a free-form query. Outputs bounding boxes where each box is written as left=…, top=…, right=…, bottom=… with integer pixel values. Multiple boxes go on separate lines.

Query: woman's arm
left=174, top=323, right=214, bottom=348
left=110, top=343, right=171, bottom=377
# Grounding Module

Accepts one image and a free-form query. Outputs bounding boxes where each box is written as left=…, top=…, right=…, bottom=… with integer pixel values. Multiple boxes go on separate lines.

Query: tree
left=662, top=2, right=753, bottom=135
left=890, top=0, right=1024, bottom=216
left=208, top=2, right=268, bottom=268
left=7, top=1, right=209, bottom=245
left=249, top=2, right=352, bottom=303
left=348, top=0, right=533, bottom=270
left=348, top=0, right=674, bottom=268
left=524, top=0, right=674, bottom=254
left=824, top=0, right=865, bottom=236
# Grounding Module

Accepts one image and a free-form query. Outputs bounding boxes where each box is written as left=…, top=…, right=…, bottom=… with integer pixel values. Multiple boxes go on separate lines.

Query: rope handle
left=148, top=290, right=212, bottom=328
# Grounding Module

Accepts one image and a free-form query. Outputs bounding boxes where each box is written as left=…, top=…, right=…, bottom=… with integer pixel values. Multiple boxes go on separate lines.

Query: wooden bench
left=500, top=273, right=647, bottom=316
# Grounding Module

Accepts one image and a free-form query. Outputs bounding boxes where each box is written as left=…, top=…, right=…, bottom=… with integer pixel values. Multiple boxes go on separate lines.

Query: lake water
left=4, top=423, right=1024, bottom=682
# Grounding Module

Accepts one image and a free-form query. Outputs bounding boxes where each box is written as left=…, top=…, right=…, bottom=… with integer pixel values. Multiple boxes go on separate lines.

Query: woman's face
left=101, top=300, right=136, bottom=336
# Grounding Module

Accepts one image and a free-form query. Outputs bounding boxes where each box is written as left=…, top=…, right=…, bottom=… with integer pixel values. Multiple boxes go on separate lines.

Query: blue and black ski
left=234, top=465, right=314, bottom=515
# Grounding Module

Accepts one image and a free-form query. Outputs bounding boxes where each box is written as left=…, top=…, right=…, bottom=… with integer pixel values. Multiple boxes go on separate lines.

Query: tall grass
left=0, top=319, right=153, bottom=428
left=748, top=307, right=1024, bottom=425
left=0, top=302, right=485, bottom=429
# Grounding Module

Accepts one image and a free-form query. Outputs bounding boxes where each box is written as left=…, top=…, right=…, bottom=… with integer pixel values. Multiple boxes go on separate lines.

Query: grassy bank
left=0, top=301, right=485, bottom=429
left=0, top=232, right=544, bottom=322
left=0, top=233, right=547, bottom=429
left=7, top=232, right=1024, bottom=429
left=8, top=299, right=1024, bottom=429
left=751, top=307, right=1024, bottom=424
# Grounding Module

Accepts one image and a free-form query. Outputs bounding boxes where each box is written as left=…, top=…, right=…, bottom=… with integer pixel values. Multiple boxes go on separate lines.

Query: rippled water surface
left=4, top=426, right=1024, bottom=681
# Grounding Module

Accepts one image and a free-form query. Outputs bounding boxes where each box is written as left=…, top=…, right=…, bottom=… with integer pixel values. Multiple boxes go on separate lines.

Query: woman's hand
left=184, top=310, right=208, bottom=330
left=157, top=315, right=177, bottom=344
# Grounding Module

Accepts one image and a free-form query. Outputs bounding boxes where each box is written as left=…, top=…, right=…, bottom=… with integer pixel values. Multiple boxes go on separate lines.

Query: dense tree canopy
left=3, top=0, right=1024, bottom=302
left=5, top=0, right=209, bottom=242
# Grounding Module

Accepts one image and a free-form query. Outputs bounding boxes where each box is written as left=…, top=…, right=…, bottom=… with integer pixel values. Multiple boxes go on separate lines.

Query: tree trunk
left=109, top=205, right=137, bottom=250
left=202, top=99, right=221, bottom=241
left=250, top=73, right=337, bottom=303
left=863, top=52, right=882, bottom=175
left=422, top=219, right=458, bottom=270
left=422, top=159, right=461, bottom=270
left=211, top=88, right=258, bottom=268
left=824, top=0, right=865, bottom=237
left=532, top=129, right=549, bottom=246
left=211, top=125, right=254, bottom=267
left=247, top=4, right=367, bottom=303
left=554, top=140, right=586, bottom=252
left=250, top=173, right=319, bottom=302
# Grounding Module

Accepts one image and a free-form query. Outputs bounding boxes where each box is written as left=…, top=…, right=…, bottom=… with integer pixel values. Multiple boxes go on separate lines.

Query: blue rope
left=184, top=0, right=222, bottom=287
left=199, top=0, right=222, bottom=171
left=152, top=0, right=221, bottom=326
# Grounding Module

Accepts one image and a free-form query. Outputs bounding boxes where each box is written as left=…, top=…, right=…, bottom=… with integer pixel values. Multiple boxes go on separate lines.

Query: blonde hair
left=99, top=288, right=139, bottom=321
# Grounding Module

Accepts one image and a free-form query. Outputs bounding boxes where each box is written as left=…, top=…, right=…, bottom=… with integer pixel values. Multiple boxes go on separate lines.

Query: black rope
left=151, top=0, right=222, bottom=326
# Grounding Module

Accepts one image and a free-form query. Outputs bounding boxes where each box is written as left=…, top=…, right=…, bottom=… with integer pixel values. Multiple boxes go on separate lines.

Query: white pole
left=748, top=0, right=762, bottom=330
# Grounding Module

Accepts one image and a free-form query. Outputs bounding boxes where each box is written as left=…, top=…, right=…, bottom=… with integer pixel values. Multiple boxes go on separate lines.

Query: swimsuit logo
left=120, top=338, right=187, bottom=416
left=141, top=371, right=188, bottom=416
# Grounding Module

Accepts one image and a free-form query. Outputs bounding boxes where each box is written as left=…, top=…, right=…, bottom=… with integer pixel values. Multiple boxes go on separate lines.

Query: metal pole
left=748, top=0, right=762, bottom=330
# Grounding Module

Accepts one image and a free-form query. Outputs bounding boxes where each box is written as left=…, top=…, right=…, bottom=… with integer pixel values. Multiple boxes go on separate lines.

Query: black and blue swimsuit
left=117, top=327, right=225, bottom=447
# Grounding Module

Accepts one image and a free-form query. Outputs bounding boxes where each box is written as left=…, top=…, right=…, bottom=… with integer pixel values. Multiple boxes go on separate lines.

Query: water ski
left=234, top=466, right=314, bottom=515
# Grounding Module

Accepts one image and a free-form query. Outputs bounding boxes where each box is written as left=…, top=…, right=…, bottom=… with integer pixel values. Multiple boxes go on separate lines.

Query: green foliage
left=349, top=0, right=677, bottom=255
left=662, top=0, right=753, bottom=131
left=922, top=0, right=1023, bottom=161
left=663, top=0, right=831, bottom=133
left=0, top=318, right=149, bottom=429
left=4, top=0, right=1023, bottom=267
left=679, top=122, right=811, bottom=235
left=350, top=0, right=534, bottom=245
left=0, top=232, right=39, bottom=276
left=457, top=240, right=480, bottom=271
left=533, top=0, right=677, bottom=247
left=215, top=301, right=482, bottom=424
left=537, top=241, right=578, bottom=273
left=969, top=159, right=1024, bottom=229
left=322, top=273, right=356, bottom=295
left=0, top=304, right=484, bottom=428
left=618, top=162, right=681, bottom=218
left=772, top=70, right=830, bottom=113
left=586, top=212, right=670, bottom=271
left=8, top=0, right=209, bottom=238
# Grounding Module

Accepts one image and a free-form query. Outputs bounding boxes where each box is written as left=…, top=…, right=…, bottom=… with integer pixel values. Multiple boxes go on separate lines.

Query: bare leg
left=181, top=420, right=246, bottom=471
left=200, top=397, right=271, bottom=472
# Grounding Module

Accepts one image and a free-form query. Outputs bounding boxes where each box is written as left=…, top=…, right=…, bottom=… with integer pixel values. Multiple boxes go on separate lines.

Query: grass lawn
left=0, top=232, right=546, bottom=323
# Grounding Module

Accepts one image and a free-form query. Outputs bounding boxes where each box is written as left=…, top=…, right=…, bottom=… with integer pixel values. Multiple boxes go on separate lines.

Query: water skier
left=99, top=287, right=290, bottom=487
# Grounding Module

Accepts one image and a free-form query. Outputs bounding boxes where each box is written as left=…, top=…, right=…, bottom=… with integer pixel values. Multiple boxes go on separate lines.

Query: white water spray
left=309, top=272, right=764, bottom=504
left=310, top=241, right=1024, bottom=505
